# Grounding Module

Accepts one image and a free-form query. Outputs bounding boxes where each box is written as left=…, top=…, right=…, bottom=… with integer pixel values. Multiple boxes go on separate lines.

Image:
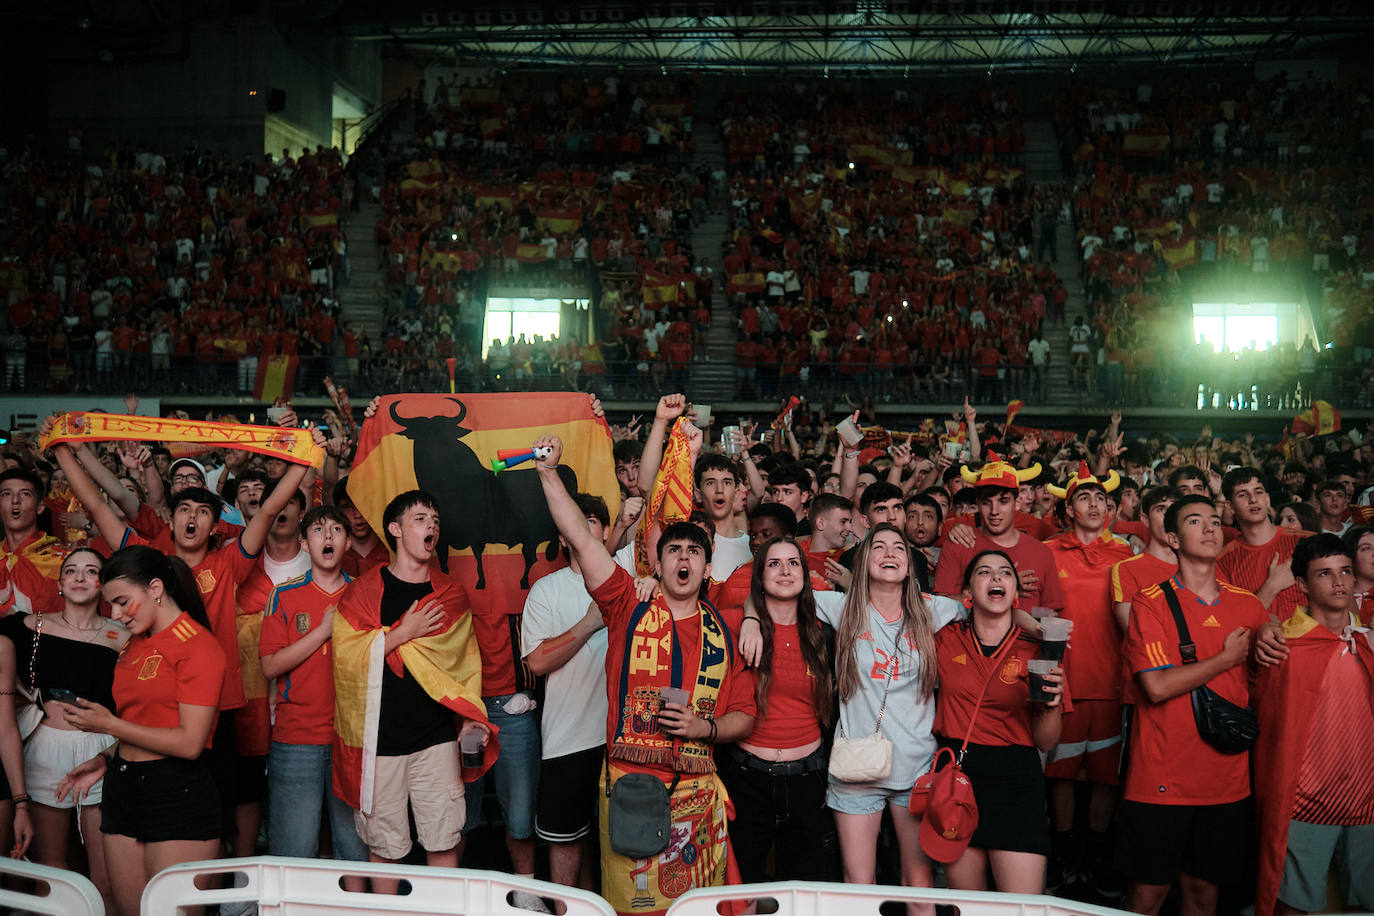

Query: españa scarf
left=331, top=565, right=498, bottom=814
left=0, top=531, right=65, bottom=615
left=40, top=412, right=325, bottom=470
left=634, top=417, right=695, bottom=577
left=613, top=596, right=732, bottom=774
left=1252, top=608, right=1374, bottom=916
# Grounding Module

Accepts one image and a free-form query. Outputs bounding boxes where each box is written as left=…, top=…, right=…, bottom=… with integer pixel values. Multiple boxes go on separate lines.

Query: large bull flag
left=345, top=393, right=619, bottom=683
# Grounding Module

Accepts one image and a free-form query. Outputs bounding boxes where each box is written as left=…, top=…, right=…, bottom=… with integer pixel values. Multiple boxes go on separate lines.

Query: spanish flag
left=1123, top=129, right=1170, bottom=157
left=254, top=353, right=298, bottom=402
left=332, top=566, right=496, bottom=814
left=634, top=417, right=696, bottom=577
left=728, top=272, right=765, bottom=296
left=1291, top=399, right=1340, bottom=436
left=344, top=394, right=619, bottom=691
left=515, top=243, right=548, bottom=264
left=480, top=117, right=507, bottom=139
left=1159, top=237, right=1197, bottom=268
left=302, top=208, right=338, bottom=232
left=1005, top=399, right=1025, bottom=428
left=642, top=271, right=679, bottom=305
left=535, top=208, right=582, bottom=235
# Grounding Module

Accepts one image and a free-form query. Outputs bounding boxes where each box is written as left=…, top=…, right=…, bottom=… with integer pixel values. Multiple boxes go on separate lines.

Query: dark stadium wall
left=44, top=17, right=379, bottom=158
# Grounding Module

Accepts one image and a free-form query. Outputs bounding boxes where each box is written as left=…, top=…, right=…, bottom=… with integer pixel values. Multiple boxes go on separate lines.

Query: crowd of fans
left=0, top=138, right=356, bottom=397
left=0, top=386, right=1372, bottom=916
left=1055, top=71, right=1374, bottom=409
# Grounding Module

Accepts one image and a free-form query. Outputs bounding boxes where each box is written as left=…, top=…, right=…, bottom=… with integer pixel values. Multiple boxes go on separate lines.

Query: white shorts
left=25, top=724, right=116, bottom=808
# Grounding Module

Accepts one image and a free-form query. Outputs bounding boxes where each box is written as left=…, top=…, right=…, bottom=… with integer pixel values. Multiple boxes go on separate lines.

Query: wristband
left=707, top=719, right=717, bottom=743
left=11, top=794, right=29, bottom=806
left=740, top=616, right=760, bottom=628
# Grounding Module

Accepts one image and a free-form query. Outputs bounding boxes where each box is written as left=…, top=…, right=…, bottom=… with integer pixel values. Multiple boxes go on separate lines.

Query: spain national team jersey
left=114, top=611, right=226, bottom=744
left=120, top=527, right=253, bottom=710
left=933, top=620, right=1071, bottom=747
left=259, top=570, right=351, bottom=746
left=1111, top=552, right=1177, bottom=607
left=341, top=543, right=388, bottom=580
left=1045, top=531, right=1133, bottom=701
left=1123, top=578, right=1265, bottom=805
left=1216, top=527, right=1310, bottom=620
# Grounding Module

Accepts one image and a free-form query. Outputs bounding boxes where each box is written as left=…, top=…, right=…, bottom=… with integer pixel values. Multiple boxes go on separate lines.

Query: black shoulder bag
left=1160, top=581, right=1259, bottom=754
left=605, top=751, right=679, bottom=859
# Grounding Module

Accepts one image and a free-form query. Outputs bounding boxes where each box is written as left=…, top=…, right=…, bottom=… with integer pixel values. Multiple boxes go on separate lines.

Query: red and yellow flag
left=515, top=243, right=548, bottom=263
left=634, top=418, right=695, bottom=577
left=1123, top=130, right=1170, bottom=157
left=255, top=354, right=298, bottom=402
left=1292, top=399, right=1341, bottom=436
left=534, top=208, right=582, bottom=235
left=345, top=392, right=619, bottom=621
left=1005, top=399, right=1025, bottom=428
left=642, top=271, right=679, bottom=305
left=728, top=271, right=765, bottom=296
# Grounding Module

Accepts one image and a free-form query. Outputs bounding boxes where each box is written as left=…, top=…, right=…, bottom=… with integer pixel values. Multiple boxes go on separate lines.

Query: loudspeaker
left=267, top=89, right=286, bottom=112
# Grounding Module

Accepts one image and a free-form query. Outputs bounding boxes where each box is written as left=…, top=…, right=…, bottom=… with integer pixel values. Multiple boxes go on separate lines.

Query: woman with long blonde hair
left=822, top=523, right=964, bottom=889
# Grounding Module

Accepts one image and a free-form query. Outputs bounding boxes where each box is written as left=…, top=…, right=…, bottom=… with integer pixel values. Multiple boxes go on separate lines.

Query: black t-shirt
left=376, top=568, right=457, bottom=756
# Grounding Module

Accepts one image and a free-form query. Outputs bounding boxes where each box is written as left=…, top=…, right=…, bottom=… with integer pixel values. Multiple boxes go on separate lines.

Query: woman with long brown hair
left=823, top=523, right=964, bottom=889
left=724, top=536, right=839, bottom=882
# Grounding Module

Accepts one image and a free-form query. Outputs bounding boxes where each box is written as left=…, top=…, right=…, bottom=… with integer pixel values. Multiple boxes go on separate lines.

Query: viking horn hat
left=959, top=451, right=1042, bottom=490
left=1046, top=460, right=1120, bottom=500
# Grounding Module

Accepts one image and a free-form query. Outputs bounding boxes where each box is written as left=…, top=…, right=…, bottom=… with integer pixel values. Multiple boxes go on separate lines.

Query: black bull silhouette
left=389, top=398, right=578, bottom=590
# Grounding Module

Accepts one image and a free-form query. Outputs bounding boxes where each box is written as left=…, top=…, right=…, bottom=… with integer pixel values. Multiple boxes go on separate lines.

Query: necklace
left=59, top=612, right=104, bottom=633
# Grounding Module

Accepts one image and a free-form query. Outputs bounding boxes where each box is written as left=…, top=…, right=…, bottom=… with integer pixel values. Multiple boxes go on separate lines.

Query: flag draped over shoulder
left=332, top=566, right=496, bottom=814
left=1252, top=610, right=1374, bottom=916
left=345, top=393, right=619, bottom=620
left=40, top=412, right=324, bottom=469
left=634, top=417, right=695, bottom=577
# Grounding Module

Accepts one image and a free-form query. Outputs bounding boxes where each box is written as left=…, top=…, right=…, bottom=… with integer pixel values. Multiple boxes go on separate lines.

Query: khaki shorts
left=354, top=741, right=464, bottom=859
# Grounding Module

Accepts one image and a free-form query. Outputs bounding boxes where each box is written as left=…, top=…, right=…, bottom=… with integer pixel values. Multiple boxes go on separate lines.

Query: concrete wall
left=44, top=17, right=379, bottom=159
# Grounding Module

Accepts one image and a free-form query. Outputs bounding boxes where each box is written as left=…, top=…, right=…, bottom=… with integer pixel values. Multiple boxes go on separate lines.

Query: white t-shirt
left=712, top=533, right=752, bottom=581
left=521, top=567, right=608, bottom=759
left=1028, top=338, right=1051, bottom=366
left=263, top=548, right=311, bottom=586
left=814, top=591, right=963, bottom=789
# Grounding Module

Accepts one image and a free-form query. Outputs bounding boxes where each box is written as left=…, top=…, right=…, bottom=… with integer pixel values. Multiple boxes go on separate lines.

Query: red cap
left=917, top=754, right=979, bottom=863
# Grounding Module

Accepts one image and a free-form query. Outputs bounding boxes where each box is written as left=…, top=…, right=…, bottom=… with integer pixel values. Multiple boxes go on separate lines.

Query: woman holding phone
left=0, top=546, right=126, bottom=908
left=932, top=550, right=1064, bottom=892
left=54, top=545, right=226, bottom=916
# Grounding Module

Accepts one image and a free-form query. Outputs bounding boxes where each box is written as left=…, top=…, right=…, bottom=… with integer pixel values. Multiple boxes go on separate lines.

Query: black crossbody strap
left=1160, top=580, right=1198, bottom=664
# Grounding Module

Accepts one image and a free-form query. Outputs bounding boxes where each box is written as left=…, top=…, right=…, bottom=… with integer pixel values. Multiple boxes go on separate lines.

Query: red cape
left=1252, top=610, right=1374, bottom=916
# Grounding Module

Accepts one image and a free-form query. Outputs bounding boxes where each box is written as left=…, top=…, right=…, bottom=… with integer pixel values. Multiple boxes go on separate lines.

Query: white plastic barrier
left=666, top=882, right=1131, bottom=916
left=0, top=856, right=104, bottom=916
left=142, top=856, right=617, bottom=915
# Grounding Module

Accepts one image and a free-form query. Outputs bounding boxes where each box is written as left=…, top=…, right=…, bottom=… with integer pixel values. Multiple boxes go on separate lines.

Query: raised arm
left=241, top=434, right=321, bottom=556
left=963, top=398, right=981, bottom=463
left=534, top=435, right=616, bottom=591
left=70, top=442, right=140, bottom=519
left=52, top=444, right=128, bottom=549
left=637, top=394, right=688, bottom=497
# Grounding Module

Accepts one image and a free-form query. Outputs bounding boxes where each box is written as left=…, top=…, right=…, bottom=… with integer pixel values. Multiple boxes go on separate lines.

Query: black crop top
left=0, top=612, right=120, bottom=713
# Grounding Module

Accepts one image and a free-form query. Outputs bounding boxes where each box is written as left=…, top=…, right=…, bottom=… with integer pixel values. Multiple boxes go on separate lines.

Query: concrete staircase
left=688, top=117, right=738, bottom=403
left=338, top=199, right=388, bottom=349
left=1023, top=114, right=1087, bottom=406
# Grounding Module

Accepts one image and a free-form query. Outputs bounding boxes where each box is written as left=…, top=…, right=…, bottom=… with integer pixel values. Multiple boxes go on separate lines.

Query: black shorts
left=534, top=746, right=603, bottom=843
left=235, top=754, right=267, bottom=804
left=101, top=754, right=222, bottom=843
left=939, top=738, right=1050, bottom=856
left=204, top=711, right=239, bottom=837
left=1115, top=798, right=1254, bottom=887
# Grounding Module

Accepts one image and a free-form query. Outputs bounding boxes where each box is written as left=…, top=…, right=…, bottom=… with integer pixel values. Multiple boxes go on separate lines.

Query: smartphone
left=266, top=407, right=287, bottom=423
left=44, top=688, right=85, bottom=706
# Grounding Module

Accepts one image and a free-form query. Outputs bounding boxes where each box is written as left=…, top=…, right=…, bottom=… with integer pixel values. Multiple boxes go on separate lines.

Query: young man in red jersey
left=1118, top=495, right=1267, bottom=916
left=1112, top=486, right=1181, bottom=629
left=259, top=506, right=367, bottom=871
left=934, top=456, right=1063, bottom=611
left=1042, top=463, right=1134, bottom=896
left=1252, top=534, right=1374, bottom=916
left=1217, top=468, right=1310, bottom=620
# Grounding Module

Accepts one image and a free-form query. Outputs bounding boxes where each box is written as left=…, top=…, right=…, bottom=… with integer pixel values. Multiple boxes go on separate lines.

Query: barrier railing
left=0, top=856, right=104, bottom=916
left=141, top=856, right=616, bottom=915
left=666, top=882, right=1131, bottom=916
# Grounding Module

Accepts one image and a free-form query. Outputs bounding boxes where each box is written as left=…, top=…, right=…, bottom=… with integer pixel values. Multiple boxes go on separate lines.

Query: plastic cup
left=659, top=687, right=689, bottom=708
left=460, top=730, right=484, bottom=768
left=837, top=416, right=864, bottom=447
left=1040, top=616, right=1072, bottom=663
left=1030, top=606, right=1054, bottom=620
left=693, top=404, right=712, bottom=429
left=1028, top=659, right=1056, bottom=703
left=722, top=426, right=742, bottom=456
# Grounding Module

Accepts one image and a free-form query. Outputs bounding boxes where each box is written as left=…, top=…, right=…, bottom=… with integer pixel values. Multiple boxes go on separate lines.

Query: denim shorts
left=826, top=780, right=912, bottom=816
left=461, top=693, right=541, bottom=838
